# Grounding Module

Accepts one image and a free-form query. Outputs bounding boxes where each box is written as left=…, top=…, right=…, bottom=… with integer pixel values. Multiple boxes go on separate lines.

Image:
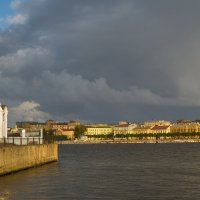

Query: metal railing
left=0, top=137, right=47, bottom=146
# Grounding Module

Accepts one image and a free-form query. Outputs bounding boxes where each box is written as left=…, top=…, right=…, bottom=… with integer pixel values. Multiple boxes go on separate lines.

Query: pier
left=0, top=143, right=58, bottom=176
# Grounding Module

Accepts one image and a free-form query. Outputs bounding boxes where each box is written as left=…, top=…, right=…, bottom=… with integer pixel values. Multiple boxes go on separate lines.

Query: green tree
left=53, top=135, right=68, bottom=141
left=43, top=130, right=69, bottom=141
left=74, top=125, right=86, bottom=139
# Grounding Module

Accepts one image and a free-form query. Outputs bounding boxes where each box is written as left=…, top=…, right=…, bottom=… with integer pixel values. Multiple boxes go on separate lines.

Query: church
left=0, top=105, right=8, bottom=138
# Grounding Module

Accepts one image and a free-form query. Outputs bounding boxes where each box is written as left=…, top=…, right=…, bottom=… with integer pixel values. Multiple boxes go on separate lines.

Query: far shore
left=56, top=138, right=200, bottom=145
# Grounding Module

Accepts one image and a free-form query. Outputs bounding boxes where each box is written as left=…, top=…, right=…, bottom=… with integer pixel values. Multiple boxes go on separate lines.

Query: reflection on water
left=1, top=143, right=200, bottom=199
left=0, top=161, right=59, bottom=200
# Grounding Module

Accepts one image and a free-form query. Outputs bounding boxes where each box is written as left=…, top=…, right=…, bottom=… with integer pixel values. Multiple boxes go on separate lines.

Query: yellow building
left=52, top=123, right=69, bottom=130
left=86, top=127, right=113, bottom=135
left=114, top=124, right=129, bottom=135
left=118, top=121, right=129, bottom=125
left=16, top=120, right=81, bottom=132
left=114, top=123, right=137, bottom=135
left=170, top=122, right=200, bottom=133
left=132, top=126, right=152, bottom=134
left=54, top=128, right=74, bottom=139
left=151, top=125, right=171, bottom=134
left=8, top=126, right=19, bottom=134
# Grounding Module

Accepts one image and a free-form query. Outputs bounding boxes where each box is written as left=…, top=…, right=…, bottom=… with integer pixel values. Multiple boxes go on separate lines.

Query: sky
left=1, top=0, right=200, bottom=126
left=0, top=0, right=14, bottom=29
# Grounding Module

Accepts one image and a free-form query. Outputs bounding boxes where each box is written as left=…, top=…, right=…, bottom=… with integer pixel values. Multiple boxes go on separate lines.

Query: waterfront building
left=132, top=125, right=152, bottom=134
left=118, top=121, right=129, bottom=125
left=86, top=126, right=113, bottom=135
left=54, top=128, right=74, bottom=139
left=52, top=122, right=69, bottom=130
left=16, top=121, right=47, bottom=132
left=8, top=125, right=20, bottom=135
left=86, top=123, right=113, bottom=127
left=0, top=105, right=8, bottom=138
left=176, top=120, right=192, bottom=124
left=53, top=120, right=81, bottom=130
left=144, top=120, right=171, bottom=127
left=114, top=123, right=137, bottom=135
left=9, top=126, right=18, bottom=133
left=151, top=125, right=171, bottom=134
left=128, top=124, right=138, bottom=134
left=114, top=124, right=128, bottom=135
left=16, top=120, right=81, bottom=132
left=68, top=120, right=81, bottom=128
left=170, top=122, right=200, bottom=133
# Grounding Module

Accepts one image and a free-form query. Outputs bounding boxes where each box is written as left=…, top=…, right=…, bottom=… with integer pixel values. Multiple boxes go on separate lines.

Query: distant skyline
left=1, top=0, right=200, bottom=126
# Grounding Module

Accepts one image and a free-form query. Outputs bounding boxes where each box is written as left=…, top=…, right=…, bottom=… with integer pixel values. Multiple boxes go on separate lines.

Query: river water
left=1, top=143, right=200, bottom=199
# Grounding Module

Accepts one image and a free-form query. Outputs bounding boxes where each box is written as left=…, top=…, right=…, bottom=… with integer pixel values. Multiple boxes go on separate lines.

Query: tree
left=53, top=135, right=68, bottom=141
left=74, top=125, right=86, bottom=139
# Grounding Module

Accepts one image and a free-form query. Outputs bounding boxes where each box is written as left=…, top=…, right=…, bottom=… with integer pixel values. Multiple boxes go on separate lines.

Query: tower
left=0, top=105, right=8, bottom=138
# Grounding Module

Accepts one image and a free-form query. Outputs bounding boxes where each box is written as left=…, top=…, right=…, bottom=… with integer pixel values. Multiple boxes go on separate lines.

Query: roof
left=151, top=125, right=170, bottom=130
left=115, top=124, right=129, bottom=128
left=87, top=126, right=112, bottom=129
left=53, top=123, right=68, bottom=125
left=176, top=120, right=192, bottom=124
left=62, top=129, right=74, bottom=131
left=172, top=122, right=199, bottom=126
left=133, top=126, right=152, bottom=130
left=54, top=128, right=74, bottom=131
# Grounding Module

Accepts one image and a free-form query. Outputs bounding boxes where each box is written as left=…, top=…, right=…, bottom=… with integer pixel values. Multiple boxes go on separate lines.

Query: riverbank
left=56, top=138, right=200, bottom=144
left=0, top=144, right=58, bottom=176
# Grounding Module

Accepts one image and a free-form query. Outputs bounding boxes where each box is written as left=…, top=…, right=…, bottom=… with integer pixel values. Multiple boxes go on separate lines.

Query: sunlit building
left=114, top=123, right=137, bottom=135
left=144, top=120, right=171, bottom=127
left=16, top=120, right=81, bottom=132
left=170, top=122, right=200, bottom=133
left=132, top=126, right=152, bottom=134
left=151, top=125, right=171, bottom=134
left=54, top=128, right=74, bottom=139
left=86, top=126, right=113, bottom=135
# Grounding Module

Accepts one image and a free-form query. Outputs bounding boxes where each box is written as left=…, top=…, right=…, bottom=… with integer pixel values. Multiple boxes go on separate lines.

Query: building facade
left=144, top=120, right=171, bottom=127
left=132, top=126, right=152, bottom=134
left=54, top=128, right=74, bottom=139
left=170, top=122, right=200, bottom=133
left=151, top=125, right=171, bottom=134
left=114, top=123, right=137, bottom=135
left=16, top=120, right=81, bottom=132
left=86, top=127, right=113, bottom=135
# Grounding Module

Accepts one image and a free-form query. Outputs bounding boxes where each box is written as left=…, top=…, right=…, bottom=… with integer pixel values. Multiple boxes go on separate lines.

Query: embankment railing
left=0, top=137, right=53, bottom=146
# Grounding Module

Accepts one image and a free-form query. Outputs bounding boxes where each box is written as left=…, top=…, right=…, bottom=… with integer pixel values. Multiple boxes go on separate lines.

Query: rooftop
left=151, top=125, right=170, bottom=130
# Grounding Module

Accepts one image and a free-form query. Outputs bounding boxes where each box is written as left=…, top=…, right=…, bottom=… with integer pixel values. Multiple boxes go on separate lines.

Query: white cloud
left=6, top=14, right=27, bottom=25
left=10, top=101, right=50, bottom=124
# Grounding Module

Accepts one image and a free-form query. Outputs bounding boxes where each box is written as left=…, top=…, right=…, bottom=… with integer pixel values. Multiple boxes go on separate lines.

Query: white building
left=0, top=105, right=8, bottom=138
left=114, top=123, right=137, bottom=135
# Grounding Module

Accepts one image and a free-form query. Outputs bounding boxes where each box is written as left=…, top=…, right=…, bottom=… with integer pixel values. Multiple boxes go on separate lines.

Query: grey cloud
left=1, top=0, right=200, bottom=125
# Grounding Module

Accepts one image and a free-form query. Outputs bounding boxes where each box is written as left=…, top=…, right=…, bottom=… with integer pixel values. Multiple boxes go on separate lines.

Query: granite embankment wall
left=57, top=138, right=200, bottom=144
left=0, top=144, right=58, bottom=176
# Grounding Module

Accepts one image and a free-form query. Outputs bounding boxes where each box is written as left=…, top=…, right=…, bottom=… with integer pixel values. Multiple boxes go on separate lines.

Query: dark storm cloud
left=1, top=0, right=200, bottom=125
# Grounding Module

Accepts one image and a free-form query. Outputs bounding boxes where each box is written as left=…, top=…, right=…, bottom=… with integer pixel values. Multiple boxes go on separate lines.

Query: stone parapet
left=0, top=144, right=58, bottom=176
